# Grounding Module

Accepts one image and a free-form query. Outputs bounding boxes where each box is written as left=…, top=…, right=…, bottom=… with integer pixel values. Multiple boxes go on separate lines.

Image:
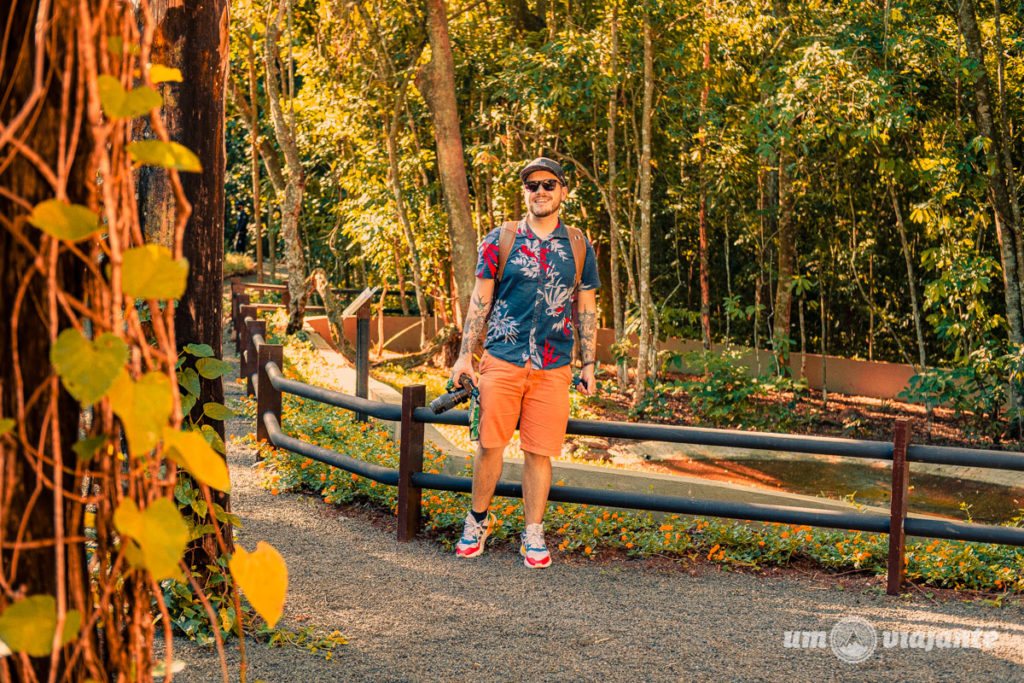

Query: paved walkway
left=163, top=302, right=1024, bottom=682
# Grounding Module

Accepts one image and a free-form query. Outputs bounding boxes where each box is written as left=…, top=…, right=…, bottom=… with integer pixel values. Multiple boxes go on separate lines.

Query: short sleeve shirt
left=475, top=219, right=600, bottom=369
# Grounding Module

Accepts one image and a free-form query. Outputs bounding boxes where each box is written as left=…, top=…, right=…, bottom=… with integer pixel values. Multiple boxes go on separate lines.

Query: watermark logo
left=829, top=617, right=877, bottom=663
left=783, top=618, right=1000, bottom=663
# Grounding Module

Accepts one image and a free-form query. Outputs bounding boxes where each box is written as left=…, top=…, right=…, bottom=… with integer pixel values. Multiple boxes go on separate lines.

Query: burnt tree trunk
left=0, top=1, right=91, bottom=679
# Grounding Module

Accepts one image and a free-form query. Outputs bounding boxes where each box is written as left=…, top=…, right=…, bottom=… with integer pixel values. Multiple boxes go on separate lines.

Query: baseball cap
left=519, top=157, right=567, bottom=186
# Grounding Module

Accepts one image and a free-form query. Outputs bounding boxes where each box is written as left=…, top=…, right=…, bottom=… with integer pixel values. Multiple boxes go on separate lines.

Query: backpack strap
left=566, top=226, right=586, bottom=292
left=495, top=221, right=518, bottom=284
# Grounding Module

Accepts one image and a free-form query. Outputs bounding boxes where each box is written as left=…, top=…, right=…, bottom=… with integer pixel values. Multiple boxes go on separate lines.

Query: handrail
left=232, top=288, right=1024, bottom=595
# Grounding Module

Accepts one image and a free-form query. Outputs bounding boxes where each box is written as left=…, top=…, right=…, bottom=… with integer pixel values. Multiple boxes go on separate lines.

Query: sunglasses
left=523, top=179, right=561, bottom=192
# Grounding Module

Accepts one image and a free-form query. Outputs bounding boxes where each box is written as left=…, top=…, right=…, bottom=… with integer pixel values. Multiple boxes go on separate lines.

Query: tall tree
left=955, top=0, right=1024, bottom=388
left=633, top=2, right=655, bottom=405
left=265, top=0, right=308, bottom=333
left=416, top=0, right=477, bottom=325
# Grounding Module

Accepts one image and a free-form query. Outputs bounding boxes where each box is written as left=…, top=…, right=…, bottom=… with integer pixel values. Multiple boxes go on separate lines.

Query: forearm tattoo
left=459, top=292, right=492, bottom=357
left=578, top=308, right=597, bottom=364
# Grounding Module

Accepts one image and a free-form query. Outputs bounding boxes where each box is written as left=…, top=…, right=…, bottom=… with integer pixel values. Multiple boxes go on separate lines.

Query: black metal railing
left=230, top=286, right=1024, bottom=595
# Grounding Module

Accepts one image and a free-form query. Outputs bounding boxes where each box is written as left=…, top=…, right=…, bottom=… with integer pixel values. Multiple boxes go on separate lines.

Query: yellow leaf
left=229, top=542, right=287, bottom=628
left=121, top=245, right=189, bottom=300
left=114, top=498, right=188, bottom=580
left=163, top=427, right=231, bottom=493
left=107, top=370, right=173, bottom=454
left=0, top=595, right=81, bottom=657
left=28, top=199, right=101, bottom=241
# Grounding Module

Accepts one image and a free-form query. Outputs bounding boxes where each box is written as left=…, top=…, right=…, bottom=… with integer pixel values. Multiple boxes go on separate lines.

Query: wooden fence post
left=239, top=304, right=256, bottom=383
left=245, top=317, right=266, bottom=397
left=355, top=301, right=371, bottom=422
left=256, top=343, right=283, bottom=450
left=887, top=419, right=910, bottom=595
left=234, top=293, right=250, bottom=355
left=397, top=384, right=426, bottom=542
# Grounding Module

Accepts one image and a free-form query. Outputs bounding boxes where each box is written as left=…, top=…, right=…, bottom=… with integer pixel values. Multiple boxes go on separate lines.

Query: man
left=449, top=157, right=600, bottom=568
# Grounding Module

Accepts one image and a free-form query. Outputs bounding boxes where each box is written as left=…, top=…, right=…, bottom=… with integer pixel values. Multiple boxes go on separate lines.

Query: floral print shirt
left=475, top=219, right=600, bottom=369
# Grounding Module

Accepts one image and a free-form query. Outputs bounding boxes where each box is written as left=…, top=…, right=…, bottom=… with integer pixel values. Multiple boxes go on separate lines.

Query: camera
left=429, top=374, right=475, bottom=414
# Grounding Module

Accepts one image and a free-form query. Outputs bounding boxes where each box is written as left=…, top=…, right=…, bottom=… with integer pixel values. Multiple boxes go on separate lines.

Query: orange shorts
left=477, top=351, right=573, bottom=457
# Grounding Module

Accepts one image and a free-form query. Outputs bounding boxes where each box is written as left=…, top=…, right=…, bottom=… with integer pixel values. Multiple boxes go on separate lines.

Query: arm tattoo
left=459, top=292, right=493, bottom=357
left=578, top=309, right=597, bottom=364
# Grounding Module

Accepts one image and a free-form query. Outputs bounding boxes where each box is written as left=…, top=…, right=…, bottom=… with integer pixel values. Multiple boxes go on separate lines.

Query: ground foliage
left=245, top=320, right=1024, bottom=599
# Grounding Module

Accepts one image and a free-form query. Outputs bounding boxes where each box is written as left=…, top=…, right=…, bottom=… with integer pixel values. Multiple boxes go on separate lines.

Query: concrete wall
left=314, top=315, right=917, bottom=401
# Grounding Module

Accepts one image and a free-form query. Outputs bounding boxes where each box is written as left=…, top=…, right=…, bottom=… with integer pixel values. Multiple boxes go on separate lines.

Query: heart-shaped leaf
left=97, top=75, right=162, bottom=119
left=0, top=595, right=82, bottom=657
left=128, top=140, right=202, bottom=172
left=114, top=498, right=188, bottom=580
left=50, top=329, right=128, bottom=405
left=183, top=343, right=214, bottom=358
left=121, top=245, right=189, bottom=300
left=200, top=424, right=226, bottom=455
left=107, top=370, right=173, bottom=454
left=28, top=200, right=101, bottom=241
left=196, top=357, right=232, bottom=380
left=0, top=418, right=14, bottom=437
left=163, top=427, right=231, bottom=493
left=178, top=367, right=201, bottom=397
left=229, top=542, right=287, bottom=628
left=202, top=402, right=235, bottom=421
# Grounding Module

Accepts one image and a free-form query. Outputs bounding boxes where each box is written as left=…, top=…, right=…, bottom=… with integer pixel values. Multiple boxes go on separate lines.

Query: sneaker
left=519, top=524, right=551, bottom=569
left=455, top=512, right=494, bottom=558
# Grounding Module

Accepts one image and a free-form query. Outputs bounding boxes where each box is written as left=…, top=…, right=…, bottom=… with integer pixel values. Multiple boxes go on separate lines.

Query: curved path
left=165, top=308, right=1024, bottom=682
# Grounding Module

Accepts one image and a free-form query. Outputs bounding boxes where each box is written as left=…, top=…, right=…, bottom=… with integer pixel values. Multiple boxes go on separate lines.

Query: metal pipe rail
left=232, top=290, right=1024, bottom=595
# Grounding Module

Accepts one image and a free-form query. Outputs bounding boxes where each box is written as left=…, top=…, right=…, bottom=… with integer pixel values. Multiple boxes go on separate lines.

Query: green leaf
left=200, top=424, right=226, bottom=455
left=203, top=402, right=235, bottom=420
left=183, top=343, right=214, bottom=358
left=163, top=427, right=231, bottom=493
left=97, top=75, right=162, bottom=119
left=0, top=418, right=13, bottom=437
left=181, top=393, right=197, bottom=417
left=107, top=370, right=173, bottom=454
left=178, top=367, right=201, bottom=397
left=0, top=595, right=81, bottom=657
left=196, top=357, right=232, bottom=380
left=114, top=498, right=188, bottom=580
left=127, top=140, right=202, bottom=172
left=50, top=329, right=129, bottom=405
left=150, top=65, right=183, bottom=83
left=72, top=435, right=108, bottom=463
left=121, top=245, right=189, bottom=300
left=229, top=542, right=288, bottom=628
left=28, top=200, right=101, bottom=241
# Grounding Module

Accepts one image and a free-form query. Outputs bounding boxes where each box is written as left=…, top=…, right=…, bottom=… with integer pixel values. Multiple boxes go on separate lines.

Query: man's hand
left=450, top=354, right=477, bottom=389
left=578, top=363, right=597, bottom=395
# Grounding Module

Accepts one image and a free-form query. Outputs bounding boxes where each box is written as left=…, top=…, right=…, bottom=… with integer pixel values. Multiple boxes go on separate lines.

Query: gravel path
left=163, top=311, right=1024, bottom=682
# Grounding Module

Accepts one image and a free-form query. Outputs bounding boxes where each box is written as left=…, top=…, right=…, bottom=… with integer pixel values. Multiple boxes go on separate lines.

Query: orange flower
left=584, top=546, right=592, bottom=555
left=707, top=544, right=721, bottom=560
left=271, top=488, right=279, bottom=495
left=780, top=531, right=789, bottom=539
left=659, top=524, right=672, bottom=531
left=625, top=542, right=634, bottom=549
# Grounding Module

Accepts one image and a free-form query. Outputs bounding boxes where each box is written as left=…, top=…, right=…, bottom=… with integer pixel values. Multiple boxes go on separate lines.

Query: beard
left=529, top=194, right=561, bottom=218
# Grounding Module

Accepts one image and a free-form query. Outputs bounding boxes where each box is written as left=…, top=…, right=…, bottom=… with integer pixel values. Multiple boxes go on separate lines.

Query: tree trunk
left=1, top=4, right=91, bottom=678
left=888, top=181, right=927, bottom=371
left=633, top=6, right=655, bottom=406
left=772, top=149, right=796, bottom=372
left=605, top=3, right=628, bottom=388
left=248, top=33, right=264, bottom=283
left=169, top=0, right=232, bottom=560
left=697, top=4, right=712, bottom=351
left=306, top=268, right=358, bottom=359
left=956, top=0, right=1024, bottom=415
left=416, top=0, right=477, bottom=326
left=264, top=0, right=308, bottom=334
left=993, top=0, right=1024, bottom=311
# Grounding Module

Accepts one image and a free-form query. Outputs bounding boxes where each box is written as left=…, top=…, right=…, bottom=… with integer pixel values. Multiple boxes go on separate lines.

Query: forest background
left=226, top=0, right=1024, bottom=415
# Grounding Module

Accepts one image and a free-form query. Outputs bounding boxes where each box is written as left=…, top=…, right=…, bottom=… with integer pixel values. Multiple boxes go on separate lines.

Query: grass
left=235, top=317, right=1024, bottom=597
